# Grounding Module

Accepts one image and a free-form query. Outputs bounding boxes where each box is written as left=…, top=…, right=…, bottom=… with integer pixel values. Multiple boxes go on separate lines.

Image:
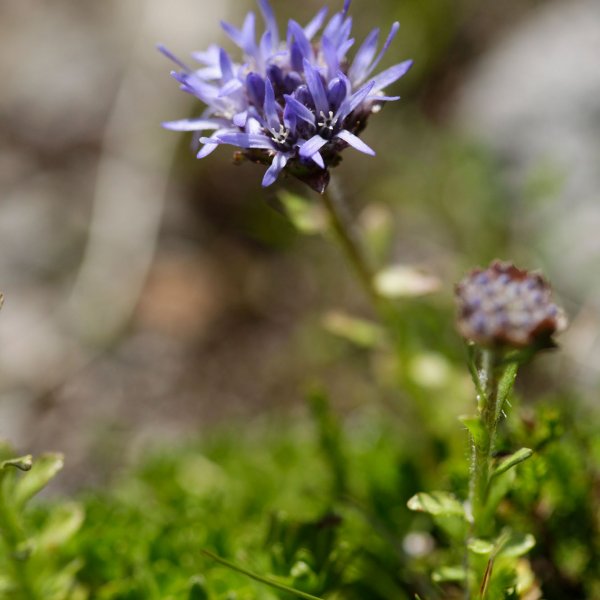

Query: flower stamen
left=269, top=124, right=292, bottom=149
left=317, top=110, right=336, bottom=136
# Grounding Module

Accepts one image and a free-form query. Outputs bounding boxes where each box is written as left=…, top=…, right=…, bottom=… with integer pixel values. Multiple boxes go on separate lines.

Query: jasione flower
left=159, top=0, right=412, bottom=192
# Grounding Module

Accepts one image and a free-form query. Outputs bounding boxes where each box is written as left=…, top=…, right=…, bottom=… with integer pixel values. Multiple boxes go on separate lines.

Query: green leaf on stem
left=322, top=310, right=385, bottom=349
left=466, top=343, right=486, bottom=400
left=0, top=455, right=33, bottom=472
left=278, top=191, right=326, bottom=235
left=485, top=470, right=515, bottom=523
left=459, top=415, right=485, bottom=448
left=407, top=491, right=465, bottom=519
left=495, top=362, right=518, bottom=421
left=37, top=502, right=85, bottom=550
left=432, top=566, right=466, bottom=583
left=468, top=538, right=495, bottom=555
left=492, top=448, right=533, bottom=479
left=358, top=203, right=394, bottom=267
left=498, top=532, right=536, bottom=558
left=13, top=453, right=64, bottom=508
left=374, top=265, right=441, bottom=298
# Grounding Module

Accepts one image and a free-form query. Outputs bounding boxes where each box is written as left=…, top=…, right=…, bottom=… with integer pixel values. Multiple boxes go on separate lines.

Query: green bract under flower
left=455, top=261, right=567, bottom=348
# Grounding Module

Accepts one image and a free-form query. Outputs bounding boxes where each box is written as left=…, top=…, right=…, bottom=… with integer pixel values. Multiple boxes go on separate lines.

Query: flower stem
left=466, top=348, right=503, bottom=598
left=320, top=179, right=379, bottom=306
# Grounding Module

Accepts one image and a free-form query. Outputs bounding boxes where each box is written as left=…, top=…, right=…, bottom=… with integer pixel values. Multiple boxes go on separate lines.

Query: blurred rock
left=453, top=0, right=600, bottom=379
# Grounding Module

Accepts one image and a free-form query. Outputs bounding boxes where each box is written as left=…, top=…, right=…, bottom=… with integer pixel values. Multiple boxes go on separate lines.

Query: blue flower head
left=160, top=0, right=412, bottom=192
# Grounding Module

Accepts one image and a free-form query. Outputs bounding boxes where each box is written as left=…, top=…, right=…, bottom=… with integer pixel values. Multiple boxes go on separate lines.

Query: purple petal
left=290, top=42, right=304, bottom=73
left=204, top=132, right=274, bottom=150
left=191, top=44, right=220, bottom=66
left=321, top=36, right=339, bottom=80
left=293, top=84, right=313, bottom=109
left=162, top=118, right=222, bottom=131
left=372, top=95, right=401, bottom=102
left=364, top=22, right=400, bottom=81
left=337, top=38, right=355, bottom=61
left=287, top=19, right=313, bottom=61
left=303, top=59, right=330, bottom=116
left=342, top=0, right=351, bottom=16
left=246, top=117, right=263, bottom=135
left=263, top=78, right=280, bottom=131
left=246, top=72, right=266, bottom=107
left=258, top=0, right=279, bottom=48
left=262, top=152, right=289, bottom=187
left=221, top=21, right=245, bottom=49
left=173, top=72, right=219, bottom=103
left=233, top=111, right=248, bottom=128
left=221, top=12, right=257, bottom=56
left=337, top=17, right=353, bottom=48
left=323, top=13, right=343, bottom=42
left=241, top=12, right=257, bottom=54
left=195, top=66, right=222, bottom=80
left=299, top=134, right=328, bottom=160
left=259, top=31, right=272, bottom=65
left=336, top=80, right=374, bottom=121
left=283, top=94, right=315, bottom=126
left=370, top=59, right=413, bottom=91
left=157, top=44, right=190, bottom=71
left=327, top=77, right=348, bottom=112
left=218, top=79, right=243, bottom=97
left=283, top=103, right=297, bottom=133
left=197, top=142, right=219, bottom=158
left=284, top=72, right=303, bottom=94
left=219, top=48, right=234, bottom=80
left=337, top=130, right=375, bottom=155
left=348, top=28, right=379, bottom=83
left=196, top=127, right=232, bottom=158
left=267, top=64, right=284, bottom=89
left=304, top=7, right=328, bottom=40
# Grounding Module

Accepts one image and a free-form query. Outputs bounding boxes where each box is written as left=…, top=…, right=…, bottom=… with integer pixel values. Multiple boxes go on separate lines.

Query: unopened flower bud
left=455, top=261, right=567, bottom=348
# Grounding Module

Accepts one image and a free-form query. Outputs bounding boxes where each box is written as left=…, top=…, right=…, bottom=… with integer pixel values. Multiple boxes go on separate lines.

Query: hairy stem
left=466, top=348, right=503, bottom=599
left=320, top=179, right=379, bottom=305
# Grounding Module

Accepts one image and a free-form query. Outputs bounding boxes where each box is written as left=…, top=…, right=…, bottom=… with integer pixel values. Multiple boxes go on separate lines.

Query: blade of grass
left=201, top=550, right=325, bottom=600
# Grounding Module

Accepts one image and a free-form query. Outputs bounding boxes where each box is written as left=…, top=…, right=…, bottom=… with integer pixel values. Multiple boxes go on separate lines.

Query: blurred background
left=1, top=0, right=599, bottom=488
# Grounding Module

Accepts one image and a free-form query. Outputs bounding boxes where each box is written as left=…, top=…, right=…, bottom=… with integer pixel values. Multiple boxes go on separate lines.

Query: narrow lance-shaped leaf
left=37, top=502, right=85, bottom=550
left=466, top=343, right=486, bottom=402
left=322, top=310, right=385, bottom=349
left=13, top=453, right=64, bottom=508
left=432, top=566, right=466, bottom=583
left=374, top=265, right=440, bottom=298
left=278, top=191, right=326, bottom=235
left=459, top=415, right=486, bottom=449
left=492, top=448, right=533, bottom=479
left=495, top=361, right=518, bottom=421
left=497, top=531, right=536, bottom=558
left=468, top=538, right=495, bottom=555
left=1, top=455, right=33, bottom=472
left=407, top=491, right=466, bottom=519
